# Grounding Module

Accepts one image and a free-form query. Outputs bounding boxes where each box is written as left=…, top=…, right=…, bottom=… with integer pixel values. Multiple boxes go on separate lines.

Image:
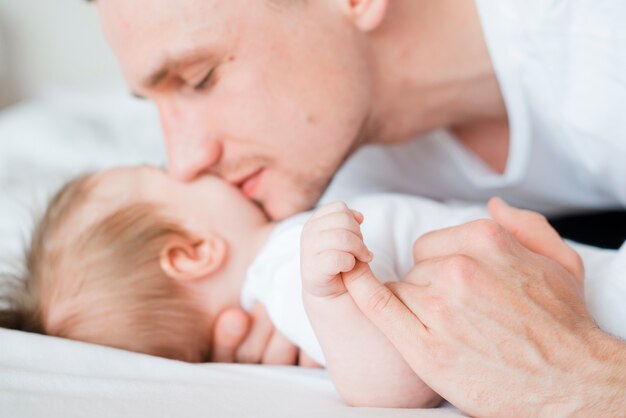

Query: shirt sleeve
left=576, top=242, right=626, bottom=340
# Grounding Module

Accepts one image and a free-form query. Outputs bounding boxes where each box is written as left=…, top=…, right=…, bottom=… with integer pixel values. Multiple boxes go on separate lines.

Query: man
left=91, top=0, right=626, bottom=414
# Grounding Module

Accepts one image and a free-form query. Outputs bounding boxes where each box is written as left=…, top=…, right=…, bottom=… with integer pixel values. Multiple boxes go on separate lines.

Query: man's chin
left=263, top=195, right=319, bottom=221
left=263, top=201, right=305, bottom=222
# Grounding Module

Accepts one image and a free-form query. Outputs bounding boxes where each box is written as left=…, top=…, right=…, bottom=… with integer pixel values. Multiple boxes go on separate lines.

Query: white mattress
left=1, top=328, right=465, bottom=418
left=0, top=91, right=464, bottom=417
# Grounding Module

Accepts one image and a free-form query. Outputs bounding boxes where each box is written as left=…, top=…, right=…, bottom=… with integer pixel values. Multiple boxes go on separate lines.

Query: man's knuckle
left=471, top=219, right=509, bottom=249
left=472, top=218, right=502, bottom=237
left=442, top=254, right=478, bottom=285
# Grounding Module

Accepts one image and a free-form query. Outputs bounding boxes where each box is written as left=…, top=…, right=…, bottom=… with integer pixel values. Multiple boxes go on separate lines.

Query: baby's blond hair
left=1, top=174, right=211, bottom=362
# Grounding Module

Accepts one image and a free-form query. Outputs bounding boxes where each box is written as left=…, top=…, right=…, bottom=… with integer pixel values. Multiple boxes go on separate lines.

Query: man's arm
left=343, top=198, right=626, bottom=416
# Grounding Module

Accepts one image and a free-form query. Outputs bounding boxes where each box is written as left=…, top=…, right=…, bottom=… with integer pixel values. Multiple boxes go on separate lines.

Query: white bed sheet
left=1, top=328, right=463, bottom=418
left=0, top=91, right=464, bottom=418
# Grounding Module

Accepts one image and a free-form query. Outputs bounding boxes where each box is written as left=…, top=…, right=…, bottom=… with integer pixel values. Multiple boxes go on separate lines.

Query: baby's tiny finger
left=315, top=211, right=364, bottom=239
left=316, top=229, right=371, bottom=262
left=309, top=201, right=349, bottom=221
left=317, top=250, right=357, bottom=276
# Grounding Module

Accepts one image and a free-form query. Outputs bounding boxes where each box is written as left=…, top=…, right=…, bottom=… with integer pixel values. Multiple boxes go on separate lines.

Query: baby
left=2, top=165, right=495, bottom=408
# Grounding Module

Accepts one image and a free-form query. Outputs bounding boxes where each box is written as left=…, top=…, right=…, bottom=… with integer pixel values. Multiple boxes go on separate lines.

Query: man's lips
left=231, top=168, right=264, bottom=199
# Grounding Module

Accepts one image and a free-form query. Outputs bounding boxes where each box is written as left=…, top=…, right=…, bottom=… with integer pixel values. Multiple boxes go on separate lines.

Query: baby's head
left=2, top=166, right=272, bottom=362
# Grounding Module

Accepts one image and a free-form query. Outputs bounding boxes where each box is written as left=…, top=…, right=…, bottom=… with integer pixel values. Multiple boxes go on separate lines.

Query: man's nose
left=166, top=135, right=223, bottom=182
left=158, top=101, right=223, bottom=182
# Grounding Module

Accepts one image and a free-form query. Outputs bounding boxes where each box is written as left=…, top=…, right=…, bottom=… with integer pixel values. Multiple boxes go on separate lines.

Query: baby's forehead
left=92, top=167, right=145, bottom=199
left=63, top=168, right=147, bottom=238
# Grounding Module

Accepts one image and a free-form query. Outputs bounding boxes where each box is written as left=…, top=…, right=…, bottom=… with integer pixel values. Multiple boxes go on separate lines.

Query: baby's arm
left=300, top=202, right=440, bottom=408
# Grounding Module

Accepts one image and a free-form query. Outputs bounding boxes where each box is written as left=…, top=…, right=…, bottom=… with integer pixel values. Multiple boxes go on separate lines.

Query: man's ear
left=160, top=235, right=228, bottom=283
left=343, top=0, right=389, bottom=32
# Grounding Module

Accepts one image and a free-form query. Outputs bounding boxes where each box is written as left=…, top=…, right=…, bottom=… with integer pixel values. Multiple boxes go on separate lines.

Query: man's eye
left=194, top=69, right=215, bottom=91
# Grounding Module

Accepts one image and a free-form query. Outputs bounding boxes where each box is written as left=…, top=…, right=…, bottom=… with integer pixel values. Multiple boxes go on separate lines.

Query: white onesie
left=240, top=193, right=626, bottom=365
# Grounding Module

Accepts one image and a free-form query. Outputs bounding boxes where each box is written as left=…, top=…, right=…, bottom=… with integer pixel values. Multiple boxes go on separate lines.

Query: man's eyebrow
left=131, top=49, right=215, bottom=98
left=145, top=66, right=170, bottom=89
left=130, top=65, right=168, bottom=99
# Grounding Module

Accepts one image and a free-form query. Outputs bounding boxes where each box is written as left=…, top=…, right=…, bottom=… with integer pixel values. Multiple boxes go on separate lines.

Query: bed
left=3, top=91, right=626, bottom=417
left=0, top=91, right=467, bottom=417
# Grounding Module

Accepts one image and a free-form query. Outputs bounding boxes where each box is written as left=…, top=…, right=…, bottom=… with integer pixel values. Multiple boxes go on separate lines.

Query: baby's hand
left=301, top=202, right=373, bottom=299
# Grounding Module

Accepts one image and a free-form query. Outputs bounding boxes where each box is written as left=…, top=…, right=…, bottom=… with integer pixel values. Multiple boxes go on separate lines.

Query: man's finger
left=210, top=308, right=251, bottom=363
left=384, top=281, right=436, bottom=325
left=235, top=304, right=274, bottom=364
left=488, top=197, right=585, bottom=279
left=298, top=352, right=323, bottom=369
left=411, top=219, right=508, bottom=264
left=343, top=261, right=427, bottom=353
left=262, top=331, right=299, bottom=365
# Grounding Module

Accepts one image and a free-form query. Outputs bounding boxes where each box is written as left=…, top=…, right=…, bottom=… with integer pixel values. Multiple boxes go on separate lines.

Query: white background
left=0, top=0, right=124, bottom=107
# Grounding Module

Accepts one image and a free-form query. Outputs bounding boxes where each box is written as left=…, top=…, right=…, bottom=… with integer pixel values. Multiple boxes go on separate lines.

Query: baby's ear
left=160, top=234, right=228, bottom=283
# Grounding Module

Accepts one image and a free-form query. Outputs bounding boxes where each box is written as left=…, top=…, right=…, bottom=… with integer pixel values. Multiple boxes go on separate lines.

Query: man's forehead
left=96, top=0, right=226, bottom=85
left=97, top=0, right=220, bottom=24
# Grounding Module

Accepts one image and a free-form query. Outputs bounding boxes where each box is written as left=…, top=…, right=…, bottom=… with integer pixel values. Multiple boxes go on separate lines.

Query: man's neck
left=368, top=0, right=507, bottom=145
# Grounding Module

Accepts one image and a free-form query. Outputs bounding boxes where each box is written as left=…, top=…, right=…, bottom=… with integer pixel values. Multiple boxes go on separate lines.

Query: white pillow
left=0, top=27, right=4, bottom=70
left=0, top=30, right=7, bottom=104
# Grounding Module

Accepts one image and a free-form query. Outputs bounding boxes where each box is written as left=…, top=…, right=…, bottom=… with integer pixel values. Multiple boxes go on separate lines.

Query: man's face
left=97, top=0, right=377, bottom=219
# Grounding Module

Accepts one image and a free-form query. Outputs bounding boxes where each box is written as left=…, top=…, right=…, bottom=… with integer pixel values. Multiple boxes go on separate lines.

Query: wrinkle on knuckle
left=365, top=285, right=395, bottom=314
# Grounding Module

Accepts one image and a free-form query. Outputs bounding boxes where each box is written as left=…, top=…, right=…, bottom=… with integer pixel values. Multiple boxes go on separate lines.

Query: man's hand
left=343, top=198, right=626, bottom=416
left=300, top=202, right=372, bottom=299
left=210, top=304, right=320, bottom=367
left=487, top=197, right=585, bottom=283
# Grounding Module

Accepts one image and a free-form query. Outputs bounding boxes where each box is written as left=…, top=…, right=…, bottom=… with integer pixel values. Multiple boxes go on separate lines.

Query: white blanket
left=0, top=92, right=464, bottom=417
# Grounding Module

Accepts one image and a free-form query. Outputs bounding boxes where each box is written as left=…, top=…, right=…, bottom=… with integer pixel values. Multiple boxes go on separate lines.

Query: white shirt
left=323, top=0, right=626, bottom=217
left=241, top=193, right=626, bottom=365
